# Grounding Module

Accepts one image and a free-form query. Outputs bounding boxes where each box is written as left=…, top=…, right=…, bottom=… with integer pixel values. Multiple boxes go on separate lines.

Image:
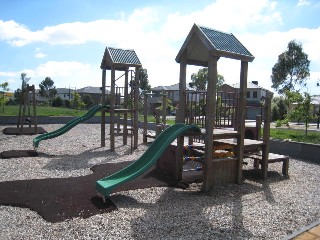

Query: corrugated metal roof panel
left=101, top=46, right=142, bottom=70
left=199, top=26, right=253, bottom=58
left=108, top=47, right=141, bottom=65
left=176, top=24, right=255, bottom=64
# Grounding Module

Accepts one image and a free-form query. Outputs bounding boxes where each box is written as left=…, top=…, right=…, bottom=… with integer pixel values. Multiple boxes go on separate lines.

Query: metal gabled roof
left=101, top=47, right=142, bottom=70
left=176, top=24, right=255, bottom=66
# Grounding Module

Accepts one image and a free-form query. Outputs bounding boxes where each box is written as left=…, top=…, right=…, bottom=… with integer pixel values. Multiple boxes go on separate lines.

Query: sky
left=0, top=0, right=320, bottom=95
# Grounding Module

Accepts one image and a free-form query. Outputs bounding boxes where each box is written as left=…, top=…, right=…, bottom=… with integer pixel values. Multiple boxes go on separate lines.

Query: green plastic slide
left=33, top=105, right=104, bottom=148
left=96, top=123, right=201, bottom=200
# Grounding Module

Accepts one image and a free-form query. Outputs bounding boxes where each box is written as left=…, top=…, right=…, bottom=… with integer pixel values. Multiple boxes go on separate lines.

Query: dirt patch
left=0, top=150, right=39, bottom=159
left=0, top=161, right=200, bottom=223
left=3, top=127, right=47, bottom=135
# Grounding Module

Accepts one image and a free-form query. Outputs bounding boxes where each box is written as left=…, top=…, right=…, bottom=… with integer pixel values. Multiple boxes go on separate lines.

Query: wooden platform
left=214, top=138, right=264, bottom=149
left=244, top=152, right=289, bottom=176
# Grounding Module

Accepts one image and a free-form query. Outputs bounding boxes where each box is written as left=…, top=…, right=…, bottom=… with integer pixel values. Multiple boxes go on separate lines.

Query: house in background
left=311, top=95, right=320, bottom=117
left=56, top=88, right=74, bottom=101
left=150, top=83, right=196, bottom=114
left=220, top=81, right=273, bottom=120
left=77, top=86, right=110, bottom=105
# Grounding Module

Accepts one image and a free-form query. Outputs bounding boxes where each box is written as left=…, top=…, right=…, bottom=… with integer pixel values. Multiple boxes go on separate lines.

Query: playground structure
left=17, top=84, right=38, bottom=134
left=100, top=47, right=141, bottom=152
left=25, top=24, right=289, bottom=199
left=155, top=24, right=288, bottom=191
left=96, top=24, right=289, bottom=199
left=33, top=47, right=142, bottom=149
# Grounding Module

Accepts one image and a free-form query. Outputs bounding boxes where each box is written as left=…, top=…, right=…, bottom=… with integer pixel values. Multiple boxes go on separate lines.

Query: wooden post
left=32, top=85, right=37, bottom=134
left=116, top=88, right=121, bottom=134
left=110, top=67, right=116, bottom=151
left=20, top=88, right=28, bottom=134
left=143, top=93, right=148, bottom=144
left=256, top=115, right=262, bottom=140
left=27, top=85, right=31, bottom=128
left=101, top=69, right=106, bottom=147
left=162, top=93, right=167, bottom=126
left=123, top=67, right=129, bottom=145
left=133, top=66, right=140, bottom=149
left=235, top=61, right=248, bottom=184
left=261, top=96, right=271, bottom=179
left=175, top=50, right=187, bottom=181
left=202, top=54, right=218, bottom=191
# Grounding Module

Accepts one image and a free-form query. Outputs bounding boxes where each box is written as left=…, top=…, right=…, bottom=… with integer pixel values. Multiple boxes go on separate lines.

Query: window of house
left=253, top=91, right=257, bottom=99
left=247, top=91, right=250, bottom=98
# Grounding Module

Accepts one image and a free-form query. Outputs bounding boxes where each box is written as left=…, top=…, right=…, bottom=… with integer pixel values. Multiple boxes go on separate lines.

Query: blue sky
left=0, top=0, right=319, bottom=95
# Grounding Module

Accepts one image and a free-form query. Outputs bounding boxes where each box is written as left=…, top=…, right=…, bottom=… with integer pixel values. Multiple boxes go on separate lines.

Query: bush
left=52, top=97, right=63, bottom=107
left=275, top=119, right=290, bottom=128
left=82, top=94, right=94, bottom=109
left=272, top=105, right=280, bottom=121
left=64, top=99, right=70, bottom=108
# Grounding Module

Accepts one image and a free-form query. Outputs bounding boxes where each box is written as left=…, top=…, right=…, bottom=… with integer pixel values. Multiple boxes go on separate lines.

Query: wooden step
left=244, top=152, right=289, bottom=176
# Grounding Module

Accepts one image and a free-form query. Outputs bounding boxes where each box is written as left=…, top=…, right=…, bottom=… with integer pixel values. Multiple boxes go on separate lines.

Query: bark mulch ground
left=0, top=160, right=201, bottom=223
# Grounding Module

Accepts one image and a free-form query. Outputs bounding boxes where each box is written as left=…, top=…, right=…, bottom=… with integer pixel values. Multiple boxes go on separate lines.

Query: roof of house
left=56, top=88, right=74, bottom=94
left=100, top=47, right=142, bottom=70
left=176, top=24, right=254, bottom=66
left=311, top=95, right=320, bottom=105
left=151, top=83, right=195, bottom=91
left=231, top=82, right=265, bottom=89
left=77, top=86, right=103, bottom=94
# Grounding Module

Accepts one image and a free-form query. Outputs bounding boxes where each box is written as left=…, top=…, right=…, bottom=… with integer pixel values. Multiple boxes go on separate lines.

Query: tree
left=271, top=40, right=310, bottom=94
left=0, top=82, right=9, bottom=112
left=20, top=72, right=30, bottom=89
left=82, top=94, right=94, bottom=108
left=71, top=92, right=84, bottom=110
left=271, top=96, right=287, bottom=121
left=286, top=91, right=312, bottom=135
left=52, top=96, right=63, bottom=107
left=138, top=68, right=151, bottom=92
left=189, top=67, right=225, bottom=91
left=39, top=77, right=57, bottom=104
left=14, top=73, right=31, bottom=104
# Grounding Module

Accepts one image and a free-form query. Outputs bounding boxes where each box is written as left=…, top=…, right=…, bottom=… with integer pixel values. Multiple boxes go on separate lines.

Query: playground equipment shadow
left=0, top=155, right=290, bottom=224
left=0, top=160, right=202, bottom=223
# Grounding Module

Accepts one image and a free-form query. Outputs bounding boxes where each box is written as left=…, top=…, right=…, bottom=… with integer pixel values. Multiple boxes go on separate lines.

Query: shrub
left=52, top=97, right=63, bottom=107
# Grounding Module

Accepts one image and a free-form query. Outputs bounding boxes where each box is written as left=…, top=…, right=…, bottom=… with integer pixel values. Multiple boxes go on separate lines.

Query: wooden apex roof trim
left=101, top=47, right=142, bottom=70
left=176, top=24, right=255, bottom=65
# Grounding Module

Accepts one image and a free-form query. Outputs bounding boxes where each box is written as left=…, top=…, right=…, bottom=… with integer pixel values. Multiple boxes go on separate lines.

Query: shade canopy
left=100, top=47, right=142, bottom=71
left=176, top=24, right=254, bottom=66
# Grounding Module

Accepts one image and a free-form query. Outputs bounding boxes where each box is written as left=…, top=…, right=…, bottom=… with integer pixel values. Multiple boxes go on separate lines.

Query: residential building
left=220, top=81, right=273, bottom=119
left=150, top=83, right=197, bottom=114
left=56, top=88, right=74, bottom=101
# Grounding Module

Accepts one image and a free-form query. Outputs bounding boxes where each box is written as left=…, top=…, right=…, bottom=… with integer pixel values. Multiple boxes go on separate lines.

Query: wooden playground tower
left=100, top=47, right=142, bottom=151
left=159, top=24, right=274, bottom=190
left=17, top=84, right=38, bottom=134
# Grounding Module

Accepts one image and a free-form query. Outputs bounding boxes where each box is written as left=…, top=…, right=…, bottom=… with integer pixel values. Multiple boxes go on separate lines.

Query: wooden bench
left=244, top=152, right=289, bottom=177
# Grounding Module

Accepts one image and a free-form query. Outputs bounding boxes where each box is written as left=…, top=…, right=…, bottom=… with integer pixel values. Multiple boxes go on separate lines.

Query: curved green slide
left=96, top=123, right=201, bottom=200
left=33, top=104, right=104, bottom=148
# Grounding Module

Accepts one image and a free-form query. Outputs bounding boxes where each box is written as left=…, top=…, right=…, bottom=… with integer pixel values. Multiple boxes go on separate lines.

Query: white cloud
left=1, top=1, right=319, bottom=95
left=1, top=61, right=100, bottom=90
left=0, top=71, right=17, bottom=77
left=35, top=52, right=47, bottom=58
left=297, top=0, right=310, bottom=7
left=34, top=48, right=47, bottom=58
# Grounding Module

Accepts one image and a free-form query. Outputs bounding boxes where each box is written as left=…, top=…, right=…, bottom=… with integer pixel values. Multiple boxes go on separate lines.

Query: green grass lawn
left=0, top=105, right=100, bottom=116
left=270, top=128, right=320, bottom=144
left=1, top=105, right=319, bottom=144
